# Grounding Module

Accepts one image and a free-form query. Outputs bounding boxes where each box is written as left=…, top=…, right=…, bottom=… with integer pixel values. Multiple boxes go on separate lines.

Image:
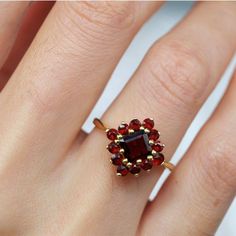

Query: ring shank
left=93, top=118, right=108, bottom=131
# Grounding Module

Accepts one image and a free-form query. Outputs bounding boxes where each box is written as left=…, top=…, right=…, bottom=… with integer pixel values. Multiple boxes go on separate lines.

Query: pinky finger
left=139, top=69, right=236, bottom=236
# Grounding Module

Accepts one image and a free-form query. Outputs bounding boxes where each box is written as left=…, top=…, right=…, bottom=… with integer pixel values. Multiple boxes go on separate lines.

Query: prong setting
left=128, top=129, right=134, bottom=134
left=117, top=134, right=123, bottom=140
left=105, top=118, right=166, bottom=176
left=136, top=159, right=142, bottom=165
left=152, top=150, right=157, bottom=156
left=114, top=139, right=120, bottom=144
left=126, top=162, right=132, bottom=168
left=122, top=158, right=128, bottom=165
left=149, top=140, right=154, bottom=146
left=119, top=148, right=125, bottom=154
left=144, top=128, right=150, bottom=134
left=139, top=126, right=145, bottom=131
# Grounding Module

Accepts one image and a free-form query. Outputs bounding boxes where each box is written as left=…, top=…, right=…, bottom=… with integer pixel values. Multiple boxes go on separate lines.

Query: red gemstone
left=107, top=142, right=120, bottom=154
left=130, top=165, right=141, bottom=175
left=106, top=128, right=119, bottom=140
left=153, top=153, right=164, bottom=165
left=118, top=123, right=128, bottom=135
left=149, top=129, right=160, bottom=141
left=111, top=153, right=123, bottom=165
left=129, top=119, right=141, bottom=131
left=152, top=142, right=164, bottom=152
left=141, top=159, right=153, bottom=171
left=119, top=130, right=152, bottom=162
left=117, top=165, right=129, bottom=176
left=143, top=118, right=154, bottom=130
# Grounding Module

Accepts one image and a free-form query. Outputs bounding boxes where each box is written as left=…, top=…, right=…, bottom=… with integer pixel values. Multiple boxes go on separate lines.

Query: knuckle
left=22, top=78, right=69, bottom=115
left=59, top=2, right=135, bottom=32
left=197, top=132, right=236, bottom=191
left=24, top=82, right=54, bottom=115
left=144, top=39, right=209, bottom=110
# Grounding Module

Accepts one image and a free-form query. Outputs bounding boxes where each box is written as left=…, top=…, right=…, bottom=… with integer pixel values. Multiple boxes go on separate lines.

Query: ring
left=93, top=118, right=175, bottom=177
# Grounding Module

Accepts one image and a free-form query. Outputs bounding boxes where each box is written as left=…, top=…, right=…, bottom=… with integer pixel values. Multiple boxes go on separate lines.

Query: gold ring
left=93, top=118, right=175, bottom=177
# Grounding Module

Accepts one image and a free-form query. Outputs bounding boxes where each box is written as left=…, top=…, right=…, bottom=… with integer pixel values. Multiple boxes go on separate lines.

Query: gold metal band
left=93, top=118, right=107, bottom=131
left=93, top=118, right=175, bottom=172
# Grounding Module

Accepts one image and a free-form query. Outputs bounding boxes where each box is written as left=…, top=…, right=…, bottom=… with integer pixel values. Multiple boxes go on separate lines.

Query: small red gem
left=141, top=159, right=153, bottom=171
left=117, top=165, right=128, bottom=176
left=106, top=128, right=119, bottom=140
left=143, top=118, right=154, bottom=130
left=149, top=129, right=160, bottom=141
left=130, top=165, right=141, bottom=175
left=111, top=153, right=123, bottom=165
left=129, top=119, right=141, bottom=131
left=107, top=142, right=120, bottom=154
left=153, top=153, right=164, bottom=165
left=152, top=142, right=164, bottom=152
left=118, top=123, right=128, bottom=135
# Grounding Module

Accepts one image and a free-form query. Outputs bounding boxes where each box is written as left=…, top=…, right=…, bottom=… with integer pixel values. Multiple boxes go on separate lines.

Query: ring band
left=93, top=118, right=175, bottom=177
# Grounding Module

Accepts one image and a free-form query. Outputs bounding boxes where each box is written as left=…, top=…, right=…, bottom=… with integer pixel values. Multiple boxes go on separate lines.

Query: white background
left=83, top=2, right=236, bottom=235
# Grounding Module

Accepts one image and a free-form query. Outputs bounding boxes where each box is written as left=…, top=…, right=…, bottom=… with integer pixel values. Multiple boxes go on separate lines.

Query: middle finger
left=0, top=2, right=160, bottom=167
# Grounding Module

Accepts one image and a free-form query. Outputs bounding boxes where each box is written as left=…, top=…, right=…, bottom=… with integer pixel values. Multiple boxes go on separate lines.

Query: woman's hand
left=0, top=2, right=235, bottom=236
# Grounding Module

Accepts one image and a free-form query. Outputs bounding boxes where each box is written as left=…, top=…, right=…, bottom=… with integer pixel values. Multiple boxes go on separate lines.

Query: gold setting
left=114, top=139, right=120, bottom=144
left=147, top=155, right=153, bottom=161
left=136, top=159, right=142, bottom=165
left=149, top=140, right=154, bottom=145
left=117, top=134, right=123, bottom=140
left=119, top=148, right=125, bottom=154
left=128, top=129, right=134, bottom=134
left=144, top=128, right=150, bottom=134
left=122, top=158, right=128, bottom=165
left=151, top=150, right=157, bottom=156
left=93, top=118, right=175, bottom=176
left=126, top=162, right=132, bottom=168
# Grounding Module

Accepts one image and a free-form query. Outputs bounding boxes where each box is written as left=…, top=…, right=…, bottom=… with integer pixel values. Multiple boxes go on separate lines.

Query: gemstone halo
left=106, top=118, right=165, bottom=177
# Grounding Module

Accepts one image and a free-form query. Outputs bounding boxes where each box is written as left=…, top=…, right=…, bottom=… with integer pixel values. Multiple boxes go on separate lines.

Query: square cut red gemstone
left=120, top=130, right=152, bottom=162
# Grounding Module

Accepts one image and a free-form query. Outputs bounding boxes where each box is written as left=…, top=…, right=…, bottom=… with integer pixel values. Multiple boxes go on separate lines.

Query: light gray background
left=83, top=2, right=236, bottom=235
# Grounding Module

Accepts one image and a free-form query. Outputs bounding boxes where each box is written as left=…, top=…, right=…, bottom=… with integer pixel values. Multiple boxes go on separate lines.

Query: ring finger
left=74, top=2, right=236, bottom=235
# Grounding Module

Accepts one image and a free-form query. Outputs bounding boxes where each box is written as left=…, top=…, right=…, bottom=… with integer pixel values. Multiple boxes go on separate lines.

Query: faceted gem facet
left=130, top=165, right=141, bottom=175
left=108, top=142, right=120, bottom=154
left=153, top=142, right=164, bottom=152
left=106, top=128, right=119, bottom=140
left=129, top=119, right=141, bottom=131
left=117, top=165, right=129, bottom=176
left=118, top=123, right=129, bottom=135
left=153, top=153, right=164, bottom=165
left=120, top=130, right=152, bottom=162
left=141, top=159, right=153, bottom=171
left=143, top=118, right=154, bottom=130
left=149, top=129, right=160, bottom=141
left=111, top=153, right=123, bottom=165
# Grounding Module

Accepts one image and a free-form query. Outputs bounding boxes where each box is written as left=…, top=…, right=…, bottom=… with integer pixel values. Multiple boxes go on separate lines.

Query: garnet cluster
left=106, top=118, right=165, bottom=176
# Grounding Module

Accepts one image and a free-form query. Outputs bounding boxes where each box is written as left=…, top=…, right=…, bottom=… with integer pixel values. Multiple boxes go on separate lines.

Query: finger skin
left=73, top=2, right=236, bottom=236
left=140, top=69, right=236, bottom=236
left=0, top=2, right=54, bottom=91
left=0, top=2, right=29, bottom=68
left=0, top=2, right=161, bottom=166
left=0, top=2, right=162, bottom=235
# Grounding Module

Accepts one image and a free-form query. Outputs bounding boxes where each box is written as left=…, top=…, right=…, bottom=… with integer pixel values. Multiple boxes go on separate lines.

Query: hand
left=0, top=2, right=235, bottom=236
